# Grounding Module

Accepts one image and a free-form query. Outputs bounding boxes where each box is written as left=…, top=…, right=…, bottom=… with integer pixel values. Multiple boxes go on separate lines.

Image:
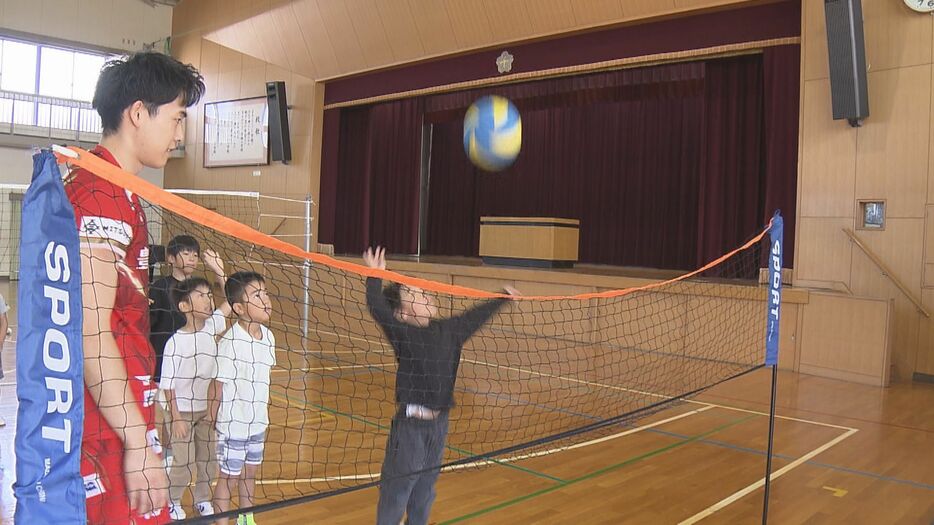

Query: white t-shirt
left=0, top=293, right=9, bottom=315
left=215, top=322, right=276, bottom=439
left=160, top=310, right=226, bottom=413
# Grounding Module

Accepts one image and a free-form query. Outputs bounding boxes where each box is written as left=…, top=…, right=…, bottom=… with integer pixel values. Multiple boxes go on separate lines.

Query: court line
left=254, top=405, right=715, bottom=486
left=648, top=427, right=934, bottom=492
left=295, top=328, right=867, bottom=520
left=309, top=327, right=856, bottom=432
left=269, top=393, right=334, bottom=421
left=270, top=363, right=393, bottom=374
left=678, top=428, right=859, bottom=524
left=439, top=414, right=758, bottom=524
left=262, top=388, right=567, bottom=484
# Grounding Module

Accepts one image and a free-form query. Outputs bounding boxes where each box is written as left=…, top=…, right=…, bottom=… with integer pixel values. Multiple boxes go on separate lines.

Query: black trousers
left=376, top=409, right=450, bottom=525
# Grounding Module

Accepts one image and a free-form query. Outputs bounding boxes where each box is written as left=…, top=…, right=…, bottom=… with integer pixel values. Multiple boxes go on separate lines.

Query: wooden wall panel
left=799, top=0, right=934, bottom=381
left=374, top=0, right=426, bottom=64
left=405, top=0, right=459, bottom=57
left=798, top=79, right=857, bottom=218
left=801, top=0, right=828, bottom=81
left=445, top=0, right=497, bottom=50
left=165, top=37, right=321, bottom=253
left=793, top=217, right=853, bottom=285
left=848, top=220, right=924, bottom=300
left=344, top=0, right=396, bottom=69
left=482, top=0, right=534, bottom=43
left=847, top=221, right=925, bottom=381
left=855, top=66, right=931, bottom=220
left=292, top=0, right=341, bottom=78
left=799, top=293, right=892, bottom=386
left=569, top=0, right=623, bottom=27
left=269, top=4, right=316, bottom=78
left=918, top=290, right=934, bottom=376
left=924, top=207, right=934, bottom=288
left=523, top=0, right=576, bottom=36
left=891, top=296, right=922, bottom=381
left=929, top=63, right=934, bottom=206
left=861, top=0, right=932, bottom=73
left=623, top=0, right=677, bottom=18
left=180, top=0, right=758, bottom=81
left=315, top=0, right=367, bottom=74
left=778, top=303, right=800, bottom=372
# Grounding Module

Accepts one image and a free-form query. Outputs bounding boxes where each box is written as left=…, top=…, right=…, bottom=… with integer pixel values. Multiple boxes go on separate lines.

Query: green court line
left=271, top=388, right=566, bottom=483
left=439, top=414, right=758, bottom=525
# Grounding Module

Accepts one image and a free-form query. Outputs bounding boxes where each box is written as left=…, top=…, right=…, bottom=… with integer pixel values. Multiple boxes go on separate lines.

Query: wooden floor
left=0, top=275, right=933, bottom=523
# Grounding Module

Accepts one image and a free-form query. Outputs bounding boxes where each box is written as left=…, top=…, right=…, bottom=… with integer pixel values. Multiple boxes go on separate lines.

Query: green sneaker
left=236, top=513, right=257, bottom=525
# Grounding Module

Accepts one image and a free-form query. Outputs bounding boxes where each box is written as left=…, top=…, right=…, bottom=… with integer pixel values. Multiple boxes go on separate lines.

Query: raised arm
left=450, top=286, right=520, bottom=343
left=363, top=247, right=396, bottom=329
left=202, top=248, right=227, bottom=291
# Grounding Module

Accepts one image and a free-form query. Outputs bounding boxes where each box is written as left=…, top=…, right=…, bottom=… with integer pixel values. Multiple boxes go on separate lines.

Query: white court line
left=271, top=326, right=864, bottom=523
left=256, top=405, right=715, bottom=485
left=271, top=363, right=393, bottom=374
left=309, top=326, right=857, bottom=432
left=678, top=428, right=859, bottom=524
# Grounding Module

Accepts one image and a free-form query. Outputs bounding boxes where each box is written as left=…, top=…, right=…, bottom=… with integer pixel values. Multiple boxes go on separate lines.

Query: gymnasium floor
left=0, top=279, right=932, bottom=524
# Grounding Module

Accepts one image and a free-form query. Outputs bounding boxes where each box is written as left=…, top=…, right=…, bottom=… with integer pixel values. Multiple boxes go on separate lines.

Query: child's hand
left=503, top=285, right=522, bottom=297
left=172, top=419, right=190, bottom=440
left=203, top=249, right=225, bottom=276
left=363, top=247, right=386, bottom=270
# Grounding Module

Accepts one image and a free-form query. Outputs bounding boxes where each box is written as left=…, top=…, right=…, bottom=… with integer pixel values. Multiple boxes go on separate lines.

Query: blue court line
left=294, top=352, right=934, bottom=493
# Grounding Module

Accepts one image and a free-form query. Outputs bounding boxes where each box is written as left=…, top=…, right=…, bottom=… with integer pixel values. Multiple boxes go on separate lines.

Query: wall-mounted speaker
left=266, top=81, right=292, bottom=163
left=824, top=0, right=869, bottom=127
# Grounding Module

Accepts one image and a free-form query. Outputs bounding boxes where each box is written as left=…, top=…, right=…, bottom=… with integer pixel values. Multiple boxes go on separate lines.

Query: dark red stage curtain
left=426, top=62, right=706, bottom=269
left=323, top=51, right=800, bottom=270
left=762, top=45, right=800, bottom=267
left=327, top=98, right=422, bottom=254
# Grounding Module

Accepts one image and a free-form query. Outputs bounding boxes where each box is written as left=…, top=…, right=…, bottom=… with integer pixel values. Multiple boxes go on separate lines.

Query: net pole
left=302, top=194, right=312, bottom=339
left=761, top=363, right=778, bottom=524
left=761, top=211, right=783, bottom=525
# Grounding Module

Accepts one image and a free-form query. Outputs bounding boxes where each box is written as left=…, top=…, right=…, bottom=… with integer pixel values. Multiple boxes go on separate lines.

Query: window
left=73, top=53, right=106, bottom=102
left=39, top=47, right=75, bottom=99
left=1, top=40, right=38, bottom=94
left=0, top=37, right=118, bottom=134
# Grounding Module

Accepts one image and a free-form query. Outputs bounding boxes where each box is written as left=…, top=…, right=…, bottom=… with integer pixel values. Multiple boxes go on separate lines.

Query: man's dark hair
left=166, top=235, right=200, bottom=257
left=93, top=52, right=205, bottom=135
left=225, top=271, right=265, bottom=312
left=383, top=282, right=402, bottom=313
left=170, top=277, right=211, bottom=311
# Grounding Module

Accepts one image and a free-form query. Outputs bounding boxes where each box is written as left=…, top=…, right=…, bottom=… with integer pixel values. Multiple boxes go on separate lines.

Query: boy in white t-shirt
left=212, top=271, right=275, bottom=525
left=160, top=277, right=230, bottom=520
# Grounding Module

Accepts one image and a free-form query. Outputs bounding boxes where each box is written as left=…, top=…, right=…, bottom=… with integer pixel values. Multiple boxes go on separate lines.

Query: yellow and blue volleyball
left=463, top=95, right=522, bottom=171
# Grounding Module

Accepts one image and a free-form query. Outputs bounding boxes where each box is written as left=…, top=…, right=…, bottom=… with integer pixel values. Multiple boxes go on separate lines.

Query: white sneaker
left=168, top=502, right=186, bottom=521
left=195, top=500, right=215, bottom=516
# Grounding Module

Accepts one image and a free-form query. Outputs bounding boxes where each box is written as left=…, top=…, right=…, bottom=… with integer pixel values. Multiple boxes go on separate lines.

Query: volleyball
left=463, top=95, right=522, bottom=171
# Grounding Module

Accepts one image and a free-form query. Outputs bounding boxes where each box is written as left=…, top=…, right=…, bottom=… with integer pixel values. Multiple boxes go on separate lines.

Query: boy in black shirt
left=149, top=235, right=226, bottom=382
left=363, top=247, right=518, bottom=525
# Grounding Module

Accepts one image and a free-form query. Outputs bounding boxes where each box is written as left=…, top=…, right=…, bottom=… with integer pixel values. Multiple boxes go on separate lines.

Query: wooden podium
left=479, top=217, right=580, bottom=268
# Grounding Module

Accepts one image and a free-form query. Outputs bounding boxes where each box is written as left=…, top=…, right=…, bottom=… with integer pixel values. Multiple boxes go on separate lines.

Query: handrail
left=842, top=228, right=930, bottom=318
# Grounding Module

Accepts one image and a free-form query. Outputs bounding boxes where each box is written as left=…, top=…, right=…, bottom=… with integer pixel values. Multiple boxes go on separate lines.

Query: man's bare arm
left=81, top=246, right=167, bottom=514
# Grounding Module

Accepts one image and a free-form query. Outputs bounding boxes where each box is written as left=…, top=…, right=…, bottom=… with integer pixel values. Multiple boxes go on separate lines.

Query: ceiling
left=172, top=0, right=760, bottom=81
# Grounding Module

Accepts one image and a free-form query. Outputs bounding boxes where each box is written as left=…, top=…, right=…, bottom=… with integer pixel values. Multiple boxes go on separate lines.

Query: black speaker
left=824, top=0, right=869, bottom=127
left=266, top=81, right=292, bottom=163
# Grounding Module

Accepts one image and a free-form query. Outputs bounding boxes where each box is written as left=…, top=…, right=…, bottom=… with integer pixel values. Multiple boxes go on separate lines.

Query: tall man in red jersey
left=65, top=52, right=205, bottom=524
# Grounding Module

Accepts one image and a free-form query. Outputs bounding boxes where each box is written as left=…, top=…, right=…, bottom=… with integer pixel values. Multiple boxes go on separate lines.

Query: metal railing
left=843, top=227, right=930, bottom=318
left=0, top=90, right=103, bottom=142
